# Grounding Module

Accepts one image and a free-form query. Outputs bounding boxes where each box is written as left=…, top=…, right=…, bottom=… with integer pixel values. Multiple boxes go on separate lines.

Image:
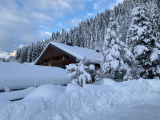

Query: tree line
left=12, top=0, right=160, bottom=66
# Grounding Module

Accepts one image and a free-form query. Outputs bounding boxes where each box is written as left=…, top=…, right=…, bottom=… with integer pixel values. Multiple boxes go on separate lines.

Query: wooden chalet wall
left=36, top=45, right=77, bottom=68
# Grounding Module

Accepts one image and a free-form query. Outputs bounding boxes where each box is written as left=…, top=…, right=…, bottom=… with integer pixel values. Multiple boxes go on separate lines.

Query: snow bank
left=57, top=85, right=67, bottom=92
left=0, top=79, right=160, bottom=120
left=65, top=83, right=81, bottom=92
left=93, top=78, right=116, bottom=85
left=23, top=84, right=64, bottom=100
left=0, top=62, right=72, bottom=90
left=0, top=99, right=12, bottom=107
left=0, top=87, right=35, bottom=101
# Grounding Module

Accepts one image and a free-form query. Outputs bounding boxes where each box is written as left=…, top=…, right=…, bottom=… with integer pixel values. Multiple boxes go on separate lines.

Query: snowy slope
left=0, top=79, right=160, bottom=120
left=0, top=62, right=71, bottom=90
left=35, top=42, right=102, bottom=64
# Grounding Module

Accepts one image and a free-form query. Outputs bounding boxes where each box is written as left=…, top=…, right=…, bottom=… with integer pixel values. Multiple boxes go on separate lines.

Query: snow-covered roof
left=35, top=42, right=102, bottom=64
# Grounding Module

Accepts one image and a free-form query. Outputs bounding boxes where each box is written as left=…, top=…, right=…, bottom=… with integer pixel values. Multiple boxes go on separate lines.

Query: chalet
left=35, top=42, right=101, bottom=68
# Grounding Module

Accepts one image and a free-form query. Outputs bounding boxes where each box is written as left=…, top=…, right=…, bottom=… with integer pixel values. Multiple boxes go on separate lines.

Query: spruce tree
left=18, top=48, right=23, bottom=63
left=66, top=58, right=95, bottom=86
left=99, top=17, right=134, bottom=80
left=126, top=4, right=159, bottom=79
left=27, top=45, right=32, bottom=63
left=61, top=28, right=66, bottom=44
left=15, top=48, right=20, bottom=61
left=32, top=43, right=36, bottom=62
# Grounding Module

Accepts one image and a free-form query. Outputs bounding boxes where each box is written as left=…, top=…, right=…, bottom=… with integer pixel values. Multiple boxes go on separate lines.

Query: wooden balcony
left=42, top=63, right=48, bottom=66
left=42, top=60, right=68, bottom=68
left=51, top=60, right=68, bottom=68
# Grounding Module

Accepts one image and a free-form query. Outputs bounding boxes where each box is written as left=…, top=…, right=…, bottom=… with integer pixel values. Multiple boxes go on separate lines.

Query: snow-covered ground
left=0, top=62, right=71, bottom=90
left=0, top=78, right=160, bottom=120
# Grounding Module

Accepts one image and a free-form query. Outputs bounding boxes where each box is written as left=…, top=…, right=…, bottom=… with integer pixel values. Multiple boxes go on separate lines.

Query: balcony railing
left=42, top=60, right=68, bottom=68
left=51, top=60, right=68, bottom=68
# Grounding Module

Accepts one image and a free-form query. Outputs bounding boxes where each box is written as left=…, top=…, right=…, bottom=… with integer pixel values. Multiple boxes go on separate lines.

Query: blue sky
left=0, top=0, right=124, bottom=58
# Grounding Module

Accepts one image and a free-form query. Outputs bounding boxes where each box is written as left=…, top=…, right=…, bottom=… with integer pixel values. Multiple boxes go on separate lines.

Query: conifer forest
left=14, top=0, right=160, bottom=79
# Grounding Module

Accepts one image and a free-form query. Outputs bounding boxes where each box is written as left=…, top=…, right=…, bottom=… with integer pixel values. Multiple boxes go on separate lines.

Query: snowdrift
left=23, top=84, right=64, bottom=100
left=0, top=79, right=160, bottom=120
left=0, top=99, right=12, bottom=107
left=0, top=87, right=35, bottom=101
left=0, top=62, right=71, bottom=90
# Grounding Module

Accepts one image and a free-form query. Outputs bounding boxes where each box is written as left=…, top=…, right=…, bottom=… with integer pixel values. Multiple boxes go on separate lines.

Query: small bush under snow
left=66, top=58, right=95, bottom=86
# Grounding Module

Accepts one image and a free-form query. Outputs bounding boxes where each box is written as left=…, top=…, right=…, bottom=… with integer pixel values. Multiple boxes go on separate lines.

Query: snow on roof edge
left=34, top=43, right=50, bottom=65
left=50, top=42, right=101, bottom=64
left=50, top=42, right=84, bottom=60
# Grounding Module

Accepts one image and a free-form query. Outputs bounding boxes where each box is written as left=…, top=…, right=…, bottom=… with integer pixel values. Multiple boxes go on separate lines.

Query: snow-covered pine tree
left=90, top=17, right=97, bottom=49
left=61, top=28, right=66, bottom=44
left=74, top=27, right=79, bottom=46
left=77, top=23, right=84, bottom=47
left=126, top=4, right=159, bottom=79
left=44, top=38, right=49, bottom=49
left=89, top=17, right=95, bottom=49
left=66, top=58, right=95, bottom=86
left=147, top=0, right=160, bottom=37
left=42, top=39, right=46, bottom=49
left=65, top=32, right=69, bottom=44
left=56, top=32, right=60, bottom=43
left=36, top=41, right=41, bottom=59
left=95, top=13, right=102, bottom=46
left=39, top=41, right=44, bottom=52
left=82, top=21, right=87, bottom=48
left=86, top=33, right=90, bottom=49
left=99, top=16, right=134, bottom=80
left=23, top=46, right=28, bottom=63
left=8, top=55, right=16, bottom=62
left=94, top=17, right=98, bottom=49
left=150, top=0, right=160, bottom=50
left=68, top=28, right=73, bottom=44
left=32, top=43, right=37, bottom=62
left=52, top=32, right=56, bottom=41
left=18, top=48, right=24, bottom=63
left=15, top=48, right=20, bottom=61
left=95, top=19, right=106, bottom=51
left=73, top=27, right=77, bottom=45
left=27, top=45, right=32, bottom=63
left=53, top=33, right=57, bottom=42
